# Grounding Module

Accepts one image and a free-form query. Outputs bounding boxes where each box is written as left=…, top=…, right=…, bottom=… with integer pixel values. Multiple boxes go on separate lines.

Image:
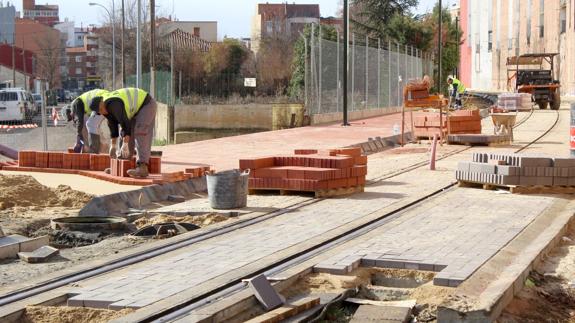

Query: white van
left=0, top=88, right=34, bottom=123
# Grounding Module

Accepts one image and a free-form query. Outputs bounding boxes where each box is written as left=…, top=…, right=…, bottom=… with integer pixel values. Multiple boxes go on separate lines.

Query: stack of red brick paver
left=413, top=110, right=482, bottom=138
left=4, top=150, right=208, bottom=186
left=185, top=166, right=213, bottom=177
left=240, top=147, right=367, bottom=194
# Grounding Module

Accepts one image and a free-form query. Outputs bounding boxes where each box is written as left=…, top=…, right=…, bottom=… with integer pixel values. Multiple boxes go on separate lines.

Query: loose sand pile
left=22, top=306, right=134, bottom=323
left=0, top=174, right=92, bottom=210
left=134, top=213, right=229, bottom=229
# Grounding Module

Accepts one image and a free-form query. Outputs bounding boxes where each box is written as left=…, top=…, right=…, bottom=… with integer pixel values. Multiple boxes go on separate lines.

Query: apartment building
left=251, top=3, right=320, bottom=54
left=459, top=0, right=575, bottom=95
left=22, top=0, right=59, bottom=27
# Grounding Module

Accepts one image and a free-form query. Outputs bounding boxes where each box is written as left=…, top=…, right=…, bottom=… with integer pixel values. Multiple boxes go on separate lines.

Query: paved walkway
left=58, top=107, right=569, bottom=312
left=158, top=112, right=409, bottom=172
left=314, top=188, right=555, bottom=287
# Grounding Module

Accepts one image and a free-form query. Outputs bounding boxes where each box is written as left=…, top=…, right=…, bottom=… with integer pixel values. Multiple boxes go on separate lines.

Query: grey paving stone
left=553, top=158, right=575, bottom=167
left=247, top=274, right=284, bottom=311
left=18, top=246, right=59, bottom=263
left=496, top=166, right=520, bottom=176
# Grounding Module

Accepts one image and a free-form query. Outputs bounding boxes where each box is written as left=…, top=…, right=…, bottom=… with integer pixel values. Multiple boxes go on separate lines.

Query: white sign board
left=244, top=78, right=257, bottom=87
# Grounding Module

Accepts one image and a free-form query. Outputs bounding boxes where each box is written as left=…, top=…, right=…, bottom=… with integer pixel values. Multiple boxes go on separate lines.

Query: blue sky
left=9, top=0, right=456, bottom=39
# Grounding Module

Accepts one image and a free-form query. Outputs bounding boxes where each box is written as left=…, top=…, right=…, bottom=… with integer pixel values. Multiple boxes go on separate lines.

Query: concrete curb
left=79, top=177, right=207, bottom=217
left=437, top=198, right=574, bottom=322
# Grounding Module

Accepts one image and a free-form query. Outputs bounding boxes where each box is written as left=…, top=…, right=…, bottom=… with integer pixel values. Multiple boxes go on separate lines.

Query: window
left=75, top=56, right=82, bottom=63
left=488, top=31, right=493, bottom=52
left=266, top=21, right=273, bottom=34
left=475, top=33, right=480, bottom=54
left=75, top=68, right=82, bottom=75
left=539, top=0, right=544, bottom=38
left=560, top=5, right=566, bottom=34
left=193, top=27, right=200, bottom=37
left=0, top=92, right=18, bottom=101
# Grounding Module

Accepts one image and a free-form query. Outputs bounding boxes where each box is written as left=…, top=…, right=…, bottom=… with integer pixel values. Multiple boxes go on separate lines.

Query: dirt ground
left=499, top=228, right=575, bottom=323
left=281, top=268, right=452, bottom=322
left=133, top=213, right=229, bottom=229
left=0, top=174, right=92, bottom=236
left=21, top=305, right=134, bottom=323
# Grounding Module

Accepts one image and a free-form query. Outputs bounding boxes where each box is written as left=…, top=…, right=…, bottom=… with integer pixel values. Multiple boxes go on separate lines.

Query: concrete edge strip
left=79, top=177, right=208, bottom=216
left=437, top=198, right=574, bottom=322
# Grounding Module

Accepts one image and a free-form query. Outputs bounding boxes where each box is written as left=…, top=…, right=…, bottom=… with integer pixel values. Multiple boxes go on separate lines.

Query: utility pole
left=455, top=16, right=459, bottom=78
left=12, top=32, right=15, bottom=87
left=342, top=0, right=350, bottom=126
left=150, top=0, right=155, bottom=97
left=22, top=38, right=26, bottom=90
left=136, top=0, right=142, bottom=88
left=438, top=0, right=443, bottom=94
left=121, top=0, right=125, bottom=86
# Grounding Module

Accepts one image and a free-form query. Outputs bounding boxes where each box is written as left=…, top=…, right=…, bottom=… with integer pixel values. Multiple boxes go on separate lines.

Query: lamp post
left=89, top=1, right=116, bottom=89
left=342, top=0, right=350, bottom=126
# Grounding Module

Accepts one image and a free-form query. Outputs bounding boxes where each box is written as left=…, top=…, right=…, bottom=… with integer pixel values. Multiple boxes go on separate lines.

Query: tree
left=288, top=24, right=338, bottom=99
left=35, top=33, right=62, bottom=89
left=350, top=0, right=418, bottom=39
left=423, top=4, right=461, bottom=93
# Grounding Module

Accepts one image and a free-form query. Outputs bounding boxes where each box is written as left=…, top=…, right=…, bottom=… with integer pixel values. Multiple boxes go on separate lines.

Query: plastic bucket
left=206, top=169, right=249, bottom=209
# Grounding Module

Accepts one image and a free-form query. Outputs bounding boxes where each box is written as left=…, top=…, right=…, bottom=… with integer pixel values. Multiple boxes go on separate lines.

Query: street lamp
left=89, top=1, right=116, bottom=89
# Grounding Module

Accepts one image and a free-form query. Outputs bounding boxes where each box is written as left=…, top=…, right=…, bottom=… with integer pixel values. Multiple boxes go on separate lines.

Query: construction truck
left=506, top=53, right=561, bottom=110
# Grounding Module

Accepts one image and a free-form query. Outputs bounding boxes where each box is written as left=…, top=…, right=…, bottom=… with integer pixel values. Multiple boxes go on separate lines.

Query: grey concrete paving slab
left=313, top=188, right=554, bottom=286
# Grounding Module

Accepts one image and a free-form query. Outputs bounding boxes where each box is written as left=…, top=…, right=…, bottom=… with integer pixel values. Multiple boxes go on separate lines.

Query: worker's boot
left=127, top=163, right=149, bottom=178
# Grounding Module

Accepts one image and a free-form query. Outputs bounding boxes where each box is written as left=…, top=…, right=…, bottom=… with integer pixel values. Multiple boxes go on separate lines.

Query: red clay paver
left=158, top=113, right=410, bottom=172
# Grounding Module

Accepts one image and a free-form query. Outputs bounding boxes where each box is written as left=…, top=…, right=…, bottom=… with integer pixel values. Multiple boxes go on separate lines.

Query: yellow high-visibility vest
left=103, top=88, right=148, bottom=119
left=77, top=89, right=108, bottom=114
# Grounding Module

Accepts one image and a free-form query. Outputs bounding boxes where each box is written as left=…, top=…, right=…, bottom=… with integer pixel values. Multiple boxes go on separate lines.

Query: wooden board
left=244, top=297, right=320, bottom=323
left=458, top=181, right=575, bottom=195
left=315, top=185, right=365, bottom=198
left=248, top=185, right=365, bottom=198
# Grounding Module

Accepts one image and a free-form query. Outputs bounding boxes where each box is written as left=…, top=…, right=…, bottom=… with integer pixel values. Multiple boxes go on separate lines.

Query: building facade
left=459, top=0, right=575, bottom=95
left=0, top=43, right=34, bottom=89
left=22, top=0, right=58, bottom=26
left=157, top=20, right=218, bottom=42
left=0, top=3, right=16, bottom=44
left=251, top=3, right=320, bottom=54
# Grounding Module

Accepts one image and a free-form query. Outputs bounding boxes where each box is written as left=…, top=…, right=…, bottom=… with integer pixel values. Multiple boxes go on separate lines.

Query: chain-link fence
left=307, top=31, right=434, bottom=116
left=126, top=70, right=172, bottom=105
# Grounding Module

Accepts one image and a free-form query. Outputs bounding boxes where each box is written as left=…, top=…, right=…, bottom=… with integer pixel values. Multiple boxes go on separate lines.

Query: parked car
left=32, top=93, right=43, bottom=113
left=0, top=88, right=35, bottom=122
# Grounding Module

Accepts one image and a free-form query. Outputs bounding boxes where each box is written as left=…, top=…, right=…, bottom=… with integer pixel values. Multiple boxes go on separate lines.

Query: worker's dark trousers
left=128, top=98, right=157, bottom=165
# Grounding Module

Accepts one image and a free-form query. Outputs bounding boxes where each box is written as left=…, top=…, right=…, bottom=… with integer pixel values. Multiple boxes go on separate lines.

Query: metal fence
left=307, top=29, right=434, bottom=116
left=126, top=71, right=172, bottom=105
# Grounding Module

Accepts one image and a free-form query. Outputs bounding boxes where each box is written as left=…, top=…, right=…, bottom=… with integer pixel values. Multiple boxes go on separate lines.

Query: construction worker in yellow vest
left=447, top=75, right=466, bottom=109
left=71, top=89, right=109, bottom=153
left=96, top=88, right=157, bottom=178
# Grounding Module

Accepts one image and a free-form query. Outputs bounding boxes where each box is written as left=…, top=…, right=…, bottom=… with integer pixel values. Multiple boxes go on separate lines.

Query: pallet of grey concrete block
left=456, top=153, right=575, bottom=194
left=448, top=134, right=510, bottom=146
left=497, top=93, right=532, bottom=111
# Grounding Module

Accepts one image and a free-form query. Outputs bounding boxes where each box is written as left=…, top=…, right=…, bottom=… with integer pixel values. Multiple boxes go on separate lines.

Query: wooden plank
left=244, top=297, right=320, bottom=323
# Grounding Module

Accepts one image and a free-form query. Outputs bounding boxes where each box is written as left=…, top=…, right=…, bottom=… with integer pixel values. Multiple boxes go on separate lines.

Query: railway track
left=0, top=102, right=559, bottom=322
left=147, top=108, right=560, bottom=323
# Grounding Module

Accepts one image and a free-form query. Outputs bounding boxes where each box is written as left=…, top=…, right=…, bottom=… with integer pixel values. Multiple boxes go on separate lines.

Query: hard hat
left=447, top=75, right=454, bottom=82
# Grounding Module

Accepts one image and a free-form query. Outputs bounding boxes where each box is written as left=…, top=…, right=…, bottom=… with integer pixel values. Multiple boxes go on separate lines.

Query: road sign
left=244, top=78, right=256, bottom=87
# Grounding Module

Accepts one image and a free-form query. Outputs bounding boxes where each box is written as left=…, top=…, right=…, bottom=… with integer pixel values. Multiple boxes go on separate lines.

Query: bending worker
left=72, top=89, right=109, bottom=153
left=447, top=75, right=466, bottom=109
left=96, top=87, right=157, bottom=178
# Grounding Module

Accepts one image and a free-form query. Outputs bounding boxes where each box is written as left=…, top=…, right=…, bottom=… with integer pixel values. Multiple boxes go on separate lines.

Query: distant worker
left=71, top=89, right=109, bottom=153
left=447, top=75, right=466, bottom=109
left=96, top=88, right=157, bottom=178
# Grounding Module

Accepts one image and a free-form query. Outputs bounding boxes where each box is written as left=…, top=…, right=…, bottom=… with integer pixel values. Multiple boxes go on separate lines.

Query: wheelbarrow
left=490, top=113, right=517, bottom=142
